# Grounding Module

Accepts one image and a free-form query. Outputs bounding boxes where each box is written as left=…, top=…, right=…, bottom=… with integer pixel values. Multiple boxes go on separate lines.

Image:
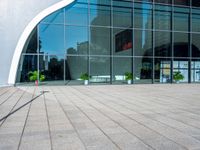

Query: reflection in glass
left=90, top=2, right=111, bottom=26
left=65, top=3, right=88, bottom=26
left=134, top=57, right=152, bottom=83
left=155, top=9, right=171, bottom=30
left=173, top=60, right=188, bottom=82
left=191, top=60, right=200, bottom=82
left=174, top=33, right=189, bottom=57
left=174, top=0, right=189, bottom=6
left=90, top=27, right=110, bottom=55
left=65, top=56, right=88, bottom=85
left=90, top=57, right=110, bottom=84
left=174, top=11, right=189, bottom=31
left=192, top=12, right=200, bottom=32
left=65, top=26, right=88, bottom=55
left=41, top=9, right=64, bottom=24
left=39, top=24, right=64, bottom=54
left=154, top=0, right=171, bottom=4
left=192, top=34, right=200, bottom=57
left=113, top=28, right=132, bottom=56
left=155, top=31, right=171, bottom=57
left=134, top=2, right=152, bottom=29
left=155, top=58, right=171, bottom=83
left=22, top=28, right=38, bottom=54
left=16, top=55, right=38, bottom=83
left=113, top=1, right=132, bottom=28
left=113, top=57, right=132, bottom=84
left=134, top=30, right=152, bottom=56
left=39, top=55, right=64, bottom=83
left=192, top=0, right=200, bottom=7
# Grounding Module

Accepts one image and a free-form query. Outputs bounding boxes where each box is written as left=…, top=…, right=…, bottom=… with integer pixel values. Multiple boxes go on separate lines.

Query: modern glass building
left=16, top=0, right=200, bottom=85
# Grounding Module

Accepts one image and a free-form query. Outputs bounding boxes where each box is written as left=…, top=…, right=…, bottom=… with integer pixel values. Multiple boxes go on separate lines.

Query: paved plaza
left=1, top=84, right=200, bottom=150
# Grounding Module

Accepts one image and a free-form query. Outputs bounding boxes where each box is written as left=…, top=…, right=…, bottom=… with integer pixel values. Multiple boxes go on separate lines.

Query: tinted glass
left=41, top=9, right=64, bottom=24
left=174, top=11, right=189, bottom=31
left=155, top=31, right=171, bottom=57
left=90, top=27, right=110, bottom=55
left=192, top=34, right=200, bottom=57
left=154, top=0, right=171, bottom=4
left=90, top=56, right=110, bottom=84
left=174, top=0, right=189, bottom=6
left=113, top=57, right=132, bottom=84
left=155, top=7, right=171, bottom=30
left=90, top=2, right=111, bottom=26
left=134, top=30, right=152, bottom=56
left=134, top=57, right=153, bottom=83
left=191, top=60, right=200, bottom=82
left=154, top=58, right=171, bottom=83
left=65, top=56, right=88, bottom=85
left=113, top=1, right=132, bottom=28
left=65, top=26, right=88, bottom=56
left=134, top=2, right=152, bottom=29
left=173, top=59, right=189, bottom=82
left=174, top=33, right=189, bottom=57
left=65, top=3, right=88, bottom=26
left=39, top=24, right=64, bottom=54
left=17, top=55, right=38, bottom=83
left=192, top=11, right=200, bottom=32
left=39, top=55, right=64, bottom=83
left=113, top=28, right=132, bottom=56
left=192, top=0, right=200, bottom=7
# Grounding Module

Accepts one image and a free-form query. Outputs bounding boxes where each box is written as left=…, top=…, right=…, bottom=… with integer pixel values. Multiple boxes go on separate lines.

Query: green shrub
left=80, top=73, right=89, bottom=80
left=125, top=72, right=133, bottom=80
left=173, top=71, right=184, bottom=82
left=28, top=71, right=45, bottom=82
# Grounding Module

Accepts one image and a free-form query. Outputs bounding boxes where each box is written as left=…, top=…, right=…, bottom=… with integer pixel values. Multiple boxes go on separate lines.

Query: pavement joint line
left=0, top=87, right=27, bottom=127
left=0, top=87, right=11, bottom=97
left=59, top=87, right=122, bottom=150
left=50, top=87, right=87, bottom=150
left=0, top=88, right=19, bottom=106
left=73, top=86, right=189, bottom=150
left=68, top=86, right=155, bottom=150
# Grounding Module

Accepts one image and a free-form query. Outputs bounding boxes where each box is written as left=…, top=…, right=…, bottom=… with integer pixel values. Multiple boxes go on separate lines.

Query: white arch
left=8, top=0, right=75, bottom=85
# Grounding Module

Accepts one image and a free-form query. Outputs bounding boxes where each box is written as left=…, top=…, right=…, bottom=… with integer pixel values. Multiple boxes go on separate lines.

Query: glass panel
left=22, top=28, right=38, bottom=54
left=16, top=55, right=38, bottom=83
left=41, top=9, right=64, bottom=24
left=65, top=2, right=88, bottom=26
left=154, top=58, right=171, bottom=83
left=173, top=59, right=188, bottom=83
left=113, top=1, right=132, bottom=28
left=39, top=55, right=64, bottom=85
left=174, top=32, right=189, bottom=57
left=39, top=24, right=64, bottom=55
left=65, top=26, right=88, bottom=56
left=90, top=56, right=110, bottom=84
left=113, top=28, right=132, bottom=56
left=154, top=0, right=172, bottom=4
left=65, top=56, right=88, bottom=85
left=174, top=0, right=189, bottom=6
left=134, top=2, right=152, bottom=29
left=113, top=57, right=132, bottom=84
left=90, top=27, right=110, bottom=55
left=134, top=30, right=152, bottom=56
left=155, top=8, right=171, bottom=30
left=134, top=57, right=153, bottom=83
left=192, top=0, right=200, bottom=7
left=155, top=31, right=171, bottom=57
left=90, top=2, right=111, bottom=26
left=174, top=10, right=189, bottom=31
left=192, top=12, right=200, bottom=32
left=192, top=34, right=200, bottom=57
left=191, top=60, right=200, bottom=82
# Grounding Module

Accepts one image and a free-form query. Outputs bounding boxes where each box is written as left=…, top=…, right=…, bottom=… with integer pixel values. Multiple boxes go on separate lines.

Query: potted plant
left=125, top=72, right=133, bottom=84
left=173, top=71, right=184, bottom=83
left=28, top=71, right=45, bottom=86
left=80, top=73, right=89, bottom=85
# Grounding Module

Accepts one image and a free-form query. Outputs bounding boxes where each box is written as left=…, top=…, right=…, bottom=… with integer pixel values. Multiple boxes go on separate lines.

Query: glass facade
left=16, top=0, right=200, bottom=85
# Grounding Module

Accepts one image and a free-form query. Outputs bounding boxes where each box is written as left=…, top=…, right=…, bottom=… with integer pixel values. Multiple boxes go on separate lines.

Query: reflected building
left=16, top=0, right=200, bottom=85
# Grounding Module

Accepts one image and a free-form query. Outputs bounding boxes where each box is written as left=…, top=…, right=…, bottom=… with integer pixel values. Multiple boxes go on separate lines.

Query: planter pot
left=84, top=80, right=89, bottom=85
left=35, top=80, right=39, bottom=86
left=127, top=80, right=132, bottom=84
